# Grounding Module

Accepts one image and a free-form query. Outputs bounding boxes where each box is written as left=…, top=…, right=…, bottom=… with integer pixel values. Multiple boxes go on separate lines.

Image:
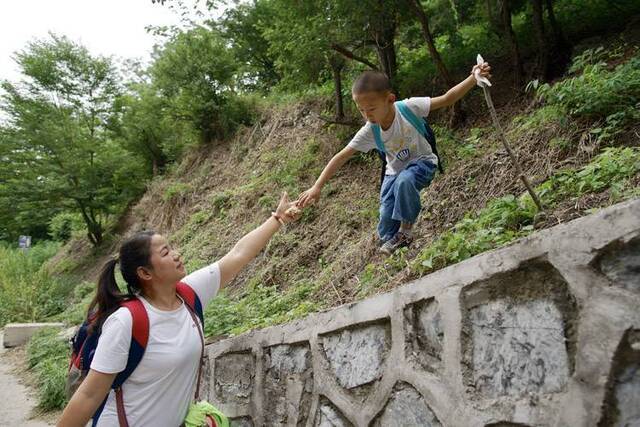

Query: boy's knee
left=395, top=172, right=413, bottom=188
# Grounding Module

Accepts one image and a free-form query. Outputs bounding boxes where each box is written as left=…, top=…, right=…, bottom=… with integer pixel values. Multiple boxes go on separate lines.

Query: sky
left=0, top=0, right=216, bottom=83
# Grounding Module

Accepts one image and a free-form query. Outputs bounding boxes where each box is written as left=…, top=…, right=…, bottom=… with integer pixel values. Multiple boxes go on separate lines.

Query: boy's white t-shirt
left=90, top=262, right=221, bottom=427
left=347, top=97, right=438, bottom=175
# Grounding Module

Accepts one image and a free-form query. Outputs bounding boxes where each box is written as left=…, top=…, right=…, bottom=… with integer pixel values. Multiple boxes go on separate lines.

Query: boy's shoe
left=379, top=231, right=413, bottom=255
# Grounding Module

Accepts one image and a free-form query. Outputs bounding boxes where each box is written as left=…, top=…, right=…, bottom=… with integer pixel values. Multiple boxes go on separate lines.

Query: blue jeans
left=378, top=160, right=436, bottom=242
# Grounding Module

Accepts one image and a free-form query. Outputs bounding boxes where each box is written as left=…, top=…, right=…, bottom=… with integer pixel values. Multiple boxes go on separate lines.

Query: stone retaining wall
left=202, top=199, right=640, bottom=427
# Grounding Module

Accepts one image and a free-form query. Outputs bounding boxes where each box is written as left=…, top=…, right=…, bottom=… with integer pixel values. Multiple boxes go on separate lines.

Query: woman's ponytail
left=88, top=258, right=127, bottom=333
left=87, top=230, right=155, bottom=334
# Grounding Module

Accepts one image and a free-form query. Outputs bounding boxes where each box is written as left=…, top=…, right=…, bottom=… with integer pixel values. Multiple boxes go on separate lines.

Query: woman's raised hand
left=274, top=192, right=302, bottom=224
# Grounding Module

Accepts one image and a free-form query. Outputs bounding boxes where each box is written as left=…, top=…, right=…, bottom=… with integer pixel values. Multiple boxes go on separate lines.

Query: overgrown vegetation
left=0, top=242, right=73, bottom=327
left=25, top=327, right=69, bottom=411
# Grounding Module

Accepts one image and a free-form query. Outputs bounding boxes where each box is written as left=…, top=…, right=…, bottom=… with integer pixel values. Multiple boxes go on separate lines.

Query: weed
left=162, top=182, right=192, bottom=202
left=26, top=327, right=69, bottom=411
left=204, top=279, right=320, bottom=337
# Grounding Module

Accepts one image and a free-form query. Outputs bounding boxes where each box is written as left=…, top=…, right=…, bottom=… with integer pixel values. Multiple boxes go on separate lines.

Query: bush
left=204, top=279, right=320, bottom=337
left=411, top=146, right=640, bottom=276
left=26, top=327, right=69, bottom=411
left=0, top=242, right=74, bottom=327
left=537, top=50, right=640, bottom=142
left=48, top=212, right=85, bottom=242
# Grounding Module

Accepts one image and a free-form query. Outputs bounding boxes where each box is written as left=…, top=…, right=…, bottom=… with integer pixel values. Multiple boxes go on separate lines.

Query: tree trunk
left=409, top=0, right=454, bottom=87
left=76, top=201, right=103, bottom=246
left=486, top=0, right=502, bottom=34
left=328, top=55, right=345, bottom=120
left=373, top=10, right=398, bottom=89
left=500, top=0, right=524, bottom=88
left=545, top=0, right=571, bottom=75
left=408, top=0, right=464, bottom=125
left=531, top=0, right=550, bottom=80
left=545, top=0, right=568, bottom=49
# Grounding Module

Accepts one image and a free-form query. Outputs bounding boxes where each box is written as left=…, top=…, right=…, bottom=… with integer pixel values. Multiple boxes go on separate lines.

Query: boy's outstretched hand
left=275, top=192, right=302, bottom=223
left=471, top=61, right=492, bottom=80
left=296, top=185, right=320, bottom=208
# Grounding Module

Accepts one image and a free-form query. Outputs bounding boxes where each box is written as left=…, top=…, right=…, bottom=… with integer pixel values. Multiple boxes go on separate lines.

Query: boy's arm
left=431, top=62, right=491, bottom=111
left=297, top=146, right=357, bottom=207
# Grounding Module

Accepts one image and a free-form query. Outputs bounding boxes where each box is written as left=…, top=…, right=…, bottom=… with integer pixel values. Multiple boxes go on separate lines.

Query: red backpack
left=66, top=282, right=204, bottom=427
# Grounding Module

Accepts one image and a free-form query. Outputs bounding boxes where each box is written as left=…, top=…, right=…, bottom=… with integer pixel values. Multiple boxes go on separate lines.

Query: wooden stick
left=480, top=85, right=545, bottom=212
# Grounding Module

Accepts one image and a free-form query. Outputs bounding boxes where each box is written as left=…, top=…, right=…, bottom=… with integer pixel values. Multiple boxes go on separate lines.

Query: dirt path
left=0, top=332, right=55, bottom=427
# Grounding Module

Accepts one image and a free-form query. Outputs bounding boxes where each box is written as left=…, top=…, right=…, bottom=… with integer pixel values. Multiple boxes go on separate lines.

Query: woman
left=58, top=193, right=301, bottom=426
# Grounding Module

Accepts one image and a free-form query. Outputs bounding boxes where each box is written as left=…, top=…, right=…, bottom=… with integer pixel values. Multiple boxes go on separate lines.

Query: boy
left=297, top=62, right=492, bottom=254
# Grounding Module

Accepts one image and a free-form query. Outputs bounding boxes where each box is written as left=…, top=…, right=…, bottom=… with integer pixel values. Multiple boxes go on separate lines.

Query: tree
left=499, top=0, right=524, bottom=87
left=220, top=1, right=281, bottom=91
left=407, top=0, right=464, bottom=124
left=150, top=26, right=251, bottom=142
left=0, top=35, right=146, bottom=245
left=530, top=0, right=571, bottom=80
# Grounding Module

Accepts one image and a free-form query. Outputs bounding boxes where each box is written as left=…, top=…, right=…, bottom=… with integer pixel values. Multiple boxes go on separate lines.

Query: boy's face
left=353, top=91, right=395, bottom=124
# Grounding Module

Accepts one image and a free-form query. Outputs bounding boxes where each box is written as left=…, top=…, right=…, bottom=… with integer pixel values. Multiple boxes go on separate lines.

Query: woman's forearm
left=218, top=215, right=281, bottom=287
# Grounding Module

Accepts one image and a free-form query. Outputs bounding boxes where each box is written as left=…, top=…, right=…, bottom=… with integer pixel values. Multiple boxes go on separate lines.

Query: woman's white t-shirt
left=90, top=262, right=221, bottom=427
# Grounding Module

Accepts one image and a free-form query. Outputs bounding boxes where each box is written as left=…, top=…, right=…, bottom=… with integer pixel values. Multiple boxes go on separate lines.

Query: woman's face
left=145, top=234, right=186, bottom=285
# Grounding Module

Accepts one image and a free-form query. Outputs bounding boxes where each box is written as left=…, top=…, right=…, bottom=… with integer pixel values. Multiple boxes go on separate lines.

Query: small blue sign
left=18, top=235, right=31, bottom=249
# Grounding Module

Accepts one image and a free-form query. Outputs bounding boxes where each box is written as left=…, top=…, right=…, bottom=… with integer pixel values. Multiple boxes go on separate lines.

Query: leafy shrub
left=0, top=242, right=74, bottom=327
left=204, top=279, right=320, bottom=337
left=412, top=146, right=640, bottom=276
left=162, top=182, right=192, bottom=202
left=26, top=327, right=69, bottom=411
left=48, top=212, right=85, bottom=242
left=537, top=51, right=640, bottom=142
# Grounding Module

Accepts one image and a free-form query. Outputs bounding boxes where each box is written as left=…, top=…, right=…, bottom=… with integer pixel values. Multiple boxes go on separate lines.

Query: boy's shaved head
left=352, top=71, right=391, bottom=95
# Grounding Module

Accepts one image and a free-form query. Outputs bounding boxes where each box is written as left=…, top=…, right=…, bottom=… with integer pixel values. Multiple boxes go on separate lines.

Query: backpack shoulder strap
left=396, top=100, right=444, bottom=173
left=371, top=123, right=385, bottom=153
left=112, top=298, right=149, bottom=389
left=176, top=281, right=204, bottom=325
left=395, top=100, right=427, bottom=135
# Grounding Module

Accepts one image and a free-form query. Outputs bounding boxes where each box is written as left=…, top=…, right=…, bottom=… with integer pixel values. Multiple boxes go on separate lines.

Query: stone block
left=214, top=351, right=254, bottom=404
left=321, top=321, right=391, bottom=390
left=314, top=397, right=352, bottom=427
left=370, top=382, right=441, bottom=426
left=404, top=298, right=443, bottom=373
left=597, top=236, right=640, bottom=294
left=263, top=343, right=313, bottom=426
left=462, top=261, right=576, bottom=398
left=600, top=330, right=640, bottom=426
left=3, top=322, right=65, bottom=347
left=230, top=417, right=254, bottom=427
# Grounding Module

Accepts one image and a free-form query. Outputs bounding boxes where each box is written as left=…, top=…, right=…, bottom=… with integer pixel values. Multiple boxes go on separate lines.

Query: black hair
left=351, top=70, right=392, bottom=95
left=87, top=230, right=156, bottom=333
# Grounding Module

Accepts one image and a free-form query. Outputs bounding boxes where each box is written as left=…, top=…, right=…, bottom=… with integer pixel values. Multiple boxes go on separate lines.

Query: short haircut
left=352, top=70, right=391, bottom=95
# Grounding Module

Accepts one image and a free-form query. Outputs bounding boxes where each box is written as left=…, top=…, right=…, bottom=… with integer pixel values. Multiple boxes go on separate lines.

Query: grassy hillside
left=43, top=37, right=640, bottom=341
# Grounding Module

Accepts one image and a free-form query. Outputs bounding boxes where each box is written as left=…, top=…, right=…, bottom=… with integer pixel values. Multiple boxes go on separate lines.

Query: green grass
left=0, top=242, right=75, bottom=327
left=26, top=327, right=69, bottom=411
left=410, top=146, right=640, bottom=277
left=204, top=278, right=320, bottom=337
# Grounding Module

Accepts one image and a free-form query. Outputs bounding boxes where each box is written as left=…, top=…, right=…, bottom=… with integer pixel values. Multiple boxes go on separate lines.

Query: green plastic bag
left=184, top=401, right=229, bottom=427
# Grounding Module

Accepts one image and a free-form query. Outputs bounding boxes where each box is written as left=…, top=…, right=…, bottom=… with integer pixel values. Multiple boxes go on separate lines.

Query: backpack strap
left=176, top=281, right=206, bottom=401
left=112, top=299, right=149, bottom=388
left=93, top=298, right=149, bottom=427
left=396, top=100, right=427, bottom=135
left=396, top=100, right=444, bottom=173
left=176, top=281, right=204, bottom=325
left=371, top=123, right=385, bottom=154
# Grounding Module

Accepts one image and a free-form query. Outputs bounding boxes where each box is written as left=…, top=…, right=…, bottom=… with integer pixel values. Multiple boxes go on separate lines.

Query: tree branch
left=330, top=44, right=378, bottom=70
